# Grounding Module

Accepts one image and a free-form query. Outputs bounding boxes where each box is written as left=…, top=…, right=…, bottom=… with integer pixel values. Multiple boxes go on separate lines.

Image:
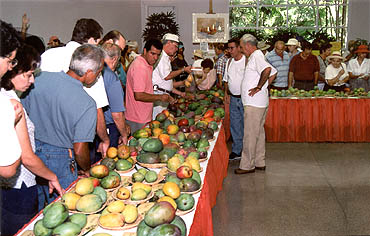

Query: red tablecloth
left=189, top=124, right=229, bottom=236
left=265, top=98, right=370, bottom=142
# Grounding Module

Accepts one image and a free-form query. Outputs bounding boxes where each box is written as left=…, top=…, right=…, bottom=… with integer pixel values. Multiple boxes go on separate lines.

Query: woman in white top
left=0, top=45, right=63, bottom=235
left=324, top=51, right=349, bottom=92
left=347, top=45, right=370, bottom=92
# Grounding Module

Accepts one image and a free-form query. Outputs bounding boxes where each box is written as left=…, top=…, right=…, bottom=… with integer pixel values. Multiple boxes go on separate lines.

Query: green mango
left=68, top=213, right=87, bottom=230
left=92, top=186, right=107, bottom=203
left=33, top=219, right=52, bottom=236
left=143, top=138, right=163, bottom=153
left=170, top=216, right=187, bottom=236
left=52, top=222, right=81, bottom=236
left=42, top=202, right=69, bottom=229
left=147, top=224, right=181, bottom=236
left=115, top=159, right=133, bottom=171
left=145, top=170, right=158, bottom=183
left=137, top=220, right=153, bottom=236
left=175, top=193, right=195, bottom=211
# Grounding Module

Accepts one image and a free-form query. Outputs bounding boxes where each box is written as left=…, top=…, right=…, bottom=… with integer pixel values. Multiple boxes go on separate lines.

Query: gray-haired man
left=22, top=44, right=105, bottom=209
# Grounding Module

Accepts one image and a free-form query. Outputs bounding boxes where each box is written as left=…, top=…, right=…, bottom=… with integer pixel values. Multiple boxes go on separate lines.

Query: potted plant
left=142, top=11, right=179, bottom=42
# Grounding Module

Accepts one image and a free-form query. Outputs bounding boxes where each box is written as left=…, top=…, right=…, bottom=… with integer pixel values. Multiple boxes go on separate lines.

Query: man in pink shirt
left=125, top=39, right=175, bottom=133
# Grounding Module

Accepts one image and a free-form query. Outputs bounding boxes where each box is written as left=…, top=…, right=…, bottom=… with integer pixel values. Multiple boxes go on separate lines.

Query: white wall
left=0, top=0, right=142, bottom=45
left=347, top=0, right=370, bottom=42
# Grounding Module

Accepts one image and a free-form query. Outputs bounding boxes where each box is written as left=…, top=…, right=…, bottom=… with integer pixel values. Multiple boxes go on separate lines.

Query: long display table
left=265, top=98, right=370, bottom=142
left=16, top=124, right=229, bottom=236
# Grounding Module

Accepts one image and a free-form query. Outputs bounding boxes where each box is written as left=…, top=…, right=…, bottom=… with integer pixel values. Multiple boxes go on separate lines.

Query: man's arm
left=164, top=66, right=192, bottom=81
left=134, top=92, right=175, bottom=104
left=249, top=67, right=272, bottom=97
left=111, top=112, right=129, bottom=145
left=73, top=142, right=90, bottom=172
left=314, top=71, right=319, bottom=85
left=288, top=72, right=294, bottom=88
left=96, top=108, right=109, bottom=157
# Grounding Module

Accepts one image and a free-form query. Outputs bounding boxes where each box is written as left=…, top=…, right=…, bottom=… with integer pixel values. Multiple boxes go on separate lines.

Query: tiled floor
left=212, top=143, right=370, bottom=236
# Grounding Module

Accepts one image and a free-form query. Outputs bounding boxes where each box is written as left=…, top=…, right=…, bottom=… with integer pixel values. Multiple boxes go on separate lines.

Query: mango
left=175, top=193, right=194, bottom=211
left=75, top=178, right=94, bottom=196
left=115, top=159, right=133, bottom=171
left=101, top=175, right=120, bottom=189
left=170, top=216, right=187, bottom=236
left=100, top=158, right=116, bottom=171
left=147, top=223, right=181, bottom=236
left=143, top=138, right=163, bottom=153
left=167, top=156, right=182, bottom=172
left=90, top=164, right=109, bottom=178
left=144, top=202, right=176, bottom=227
left=137, top=152, right=160, bottom=164
left=145, top=171, right=158, bottom=183
left=52, top=222, right=81, bottom=236
left=122, top=204, right=138, bottom=224
left=42, top=202, right=69, bottom=229
left=132, top=182, right=152, bottom=195
left=69, top=213, right=87, bottom=230
left=61, top=192, right=81, bottom=210
left=137, top=220, right=153, bottom=236
left=33, top=219, right=52, bottom=236
left=76, top=194, right=103, bottom=213
left=92, top=186, right=107, bottom=203
left=99, top=213, right=125, bottom=228
left=107, top=200, right=125, bottom=213
left=131, top=189, right=147, bottom=201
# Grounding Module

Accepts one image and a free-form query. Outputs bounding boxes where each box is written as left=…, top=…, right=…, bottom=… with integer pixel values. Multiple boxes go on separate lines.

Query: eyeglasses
left=2, top=56, right=18, bottom=67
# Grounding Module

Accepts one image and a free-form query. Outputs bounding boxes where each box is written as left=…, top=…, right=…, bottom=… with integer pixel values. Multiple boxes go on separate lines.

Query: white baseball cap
left=162, top=33, right=179, bottom=43
left=286, top=38, right=300, bottom=47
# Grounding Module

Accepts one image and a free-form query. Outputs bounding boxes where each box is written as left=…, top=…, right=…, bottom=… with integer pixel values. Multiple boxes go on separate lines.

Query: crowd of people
left=0, top=15, right=369, bottom=235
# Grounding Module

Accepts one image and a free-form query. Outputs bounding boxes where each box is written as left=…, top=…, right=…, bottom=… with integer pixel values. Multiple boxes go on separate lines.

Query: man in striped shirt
left=266, top=41, right=290, bottom=90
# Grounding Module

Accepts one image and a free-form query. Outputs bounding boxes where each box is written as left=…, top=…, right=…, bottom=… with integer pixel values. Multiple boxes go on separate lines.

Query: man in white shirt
left=40, top=18, right=111, bottom=157
left=152, top=33, right=192, bottom=118
left=236, top=34, right=276, bottom=174
left=223, top=38, right=247, bottom=161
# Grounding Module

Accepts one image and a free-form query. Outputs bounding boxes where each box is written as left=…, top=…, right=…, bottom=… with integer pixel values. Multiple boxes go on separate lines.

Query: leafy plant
left=142, top=11, right=179, bottom=42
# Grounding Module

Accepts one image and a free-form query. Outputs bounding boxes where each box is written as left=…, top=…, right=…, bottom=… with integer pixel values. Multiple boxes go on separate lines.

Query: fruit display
left=270, top=87, right=370, bottom=98
left=27, top=86, right=226, bottom=235
left=33, top=202, right=87, bottom=236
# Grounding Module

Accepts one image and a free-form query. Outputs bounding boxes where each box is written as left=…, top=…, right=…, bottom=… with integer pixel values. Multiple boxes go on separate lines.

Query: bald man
left=266, top=41, right=290, bottom=90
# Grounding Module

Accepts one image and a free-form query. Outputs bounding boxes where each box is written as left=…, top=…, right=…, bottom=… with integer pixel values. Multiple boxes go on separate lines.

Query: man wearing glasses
left=152, top=33, right=192, bottom=118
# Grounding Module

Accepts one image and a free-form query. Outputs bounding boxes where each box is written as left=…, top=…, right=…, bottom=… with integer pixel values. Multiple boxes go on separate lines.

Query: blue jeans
left=1, top=183, right=38, bottom=235
left=35, top=140, right=77, bottom=211
left=230, top=96, right=244, bottom=155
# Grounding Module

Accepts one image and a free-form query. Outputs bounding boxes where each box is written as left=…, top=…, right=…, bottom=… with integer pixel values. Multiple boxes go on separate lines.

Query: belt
left=153, top=84, right=171, bottom=94
left=231, top=94, right=241, bottom=98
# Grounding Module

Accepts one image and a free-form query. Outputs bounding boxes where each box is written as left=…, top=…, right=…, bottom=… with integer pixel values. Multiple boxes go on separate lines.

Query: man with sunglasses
left=152, top=33, right=192, bottom=118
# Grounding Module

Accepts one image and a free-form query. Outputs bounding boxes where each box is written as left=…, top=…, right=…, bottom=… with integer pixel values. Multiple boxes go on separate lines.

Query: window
left=229, top=0, right=348, bottom=46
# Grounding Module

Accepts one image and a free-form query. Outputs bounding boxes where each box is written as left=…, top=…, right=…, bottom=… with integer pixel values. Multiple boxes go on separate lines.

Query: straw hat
left=327, top=51, right=344, bottom=60
left=162, top=33, right=179, bottom=43
left=193, top=49, right=203, bottom=59
left=354, top=45, right=370, bottom=54
left=286, top=38, right=300, bottom=47
left=257, top=41, right=270, bottom=50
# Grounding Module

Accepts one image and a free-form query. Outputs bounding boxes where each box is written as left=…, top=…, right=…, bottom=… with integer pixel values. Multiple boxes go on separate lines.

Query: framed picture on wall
left=192, top=13, right=229, bottom=43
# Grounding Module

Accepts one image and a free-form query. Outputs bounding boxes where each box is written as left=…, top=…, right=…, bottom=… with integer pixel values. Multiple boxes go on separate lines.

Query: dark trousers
left=1, top=183, right=38, bottom=235
left=90, top=123, right=120, bottom=164
left=293, top=80, right=315, bottom=91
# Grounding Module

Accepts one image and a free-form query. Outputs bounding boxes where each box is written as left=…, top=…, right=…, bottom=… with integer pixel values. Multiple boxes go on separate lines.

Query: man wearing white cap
left=286, top=38, right=301, bottom=58
left=152, top=33, right=192, bottom=118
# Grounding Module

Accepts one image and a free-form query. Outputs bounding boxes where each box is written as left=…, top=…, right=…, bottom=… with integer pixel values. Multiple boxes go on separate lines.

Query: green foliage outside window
left=229, top=0, right=348, bottom=48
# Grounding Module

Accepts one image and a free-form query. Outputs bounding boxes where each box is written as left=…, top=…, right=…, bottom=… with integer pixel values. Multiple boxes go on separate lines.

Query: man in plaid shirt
left=215, top=43, right=229, bottom=88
